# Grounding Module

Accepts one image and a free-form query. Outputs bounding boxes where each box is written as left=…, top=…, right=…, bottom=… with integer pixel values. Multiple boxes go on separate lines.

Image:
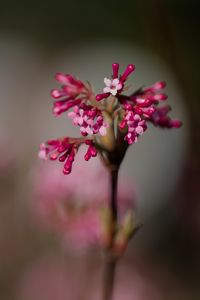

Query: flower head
left=39, top=62, right=182, bottom=174
left=103, top=78, right=122, bottom=96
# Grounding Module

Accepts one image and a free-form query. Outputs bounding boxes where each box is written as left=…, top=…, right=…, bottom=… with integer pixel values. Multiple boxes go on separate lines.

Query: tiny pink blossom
left=135, top=125, right=144, bottom=135
left=103, top=78, right=122, bottom=96
left=96, top=63, right=135, bottom=100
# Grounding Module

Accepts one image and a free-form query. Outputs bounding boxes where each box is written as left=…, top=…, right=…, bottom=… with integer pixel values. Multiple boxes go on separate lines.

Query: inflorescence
left=39, top=63, right=182, bottom=174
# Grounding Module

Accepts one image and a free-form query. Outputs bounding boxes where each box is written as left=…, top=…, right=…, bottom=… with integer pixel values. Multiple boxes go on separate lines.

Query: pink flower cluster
left=68, top=104, right=108, bottom=137
left=39, top=62, right=182, bottom=174
left=51, top=73, right=108, bottom=138
left=51, top=73, right=87, bottom=116
left=96, top=64, right=182, bottom=144
left=119, top=106, right=147, bottom=144
left=39, top=138, right=97, bottom=174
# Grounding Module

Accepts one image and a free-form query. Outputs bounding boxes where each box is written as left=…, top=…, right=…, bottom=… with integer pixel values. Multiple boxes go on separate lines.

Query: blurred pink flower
left=30, top=148, right=136, bottom=253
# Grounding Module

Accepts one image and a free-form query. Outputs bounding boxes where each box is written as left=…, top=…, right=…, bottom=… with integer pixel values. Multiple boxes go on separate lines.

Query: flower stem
left=103, top=166, right=119, bottom=300
left=111, top=168, right=118, bottom=223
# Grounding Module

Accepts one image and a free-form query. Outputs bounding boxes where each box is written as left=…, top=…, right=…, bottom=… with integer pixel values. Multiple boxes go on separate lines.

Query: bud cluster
left=39, top=137, right=97, bottom=174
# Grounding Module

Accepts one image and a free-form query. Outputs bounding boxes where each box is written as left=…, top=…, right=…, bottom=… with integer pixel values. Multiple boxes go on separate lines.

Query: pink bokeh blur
left=30, top=148, right=136, bottom=253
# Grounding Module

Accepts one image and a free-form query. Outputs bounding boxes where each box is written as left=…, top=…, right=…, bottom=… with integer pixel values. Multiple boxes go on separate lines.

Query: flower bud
left=113, top=211, right=140, bottom=256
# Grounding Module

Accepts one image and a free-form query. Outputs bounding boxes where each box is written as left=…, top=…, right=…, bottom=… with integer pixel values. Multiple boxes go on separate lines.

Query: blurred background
left=0, top=0, right=199, bottom=299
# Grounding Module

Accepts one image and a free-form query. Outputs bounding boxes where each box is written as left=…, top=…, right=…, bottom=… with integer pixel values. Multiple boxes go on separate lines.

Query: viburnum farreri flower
left=39, top=63, right=182, bottom=174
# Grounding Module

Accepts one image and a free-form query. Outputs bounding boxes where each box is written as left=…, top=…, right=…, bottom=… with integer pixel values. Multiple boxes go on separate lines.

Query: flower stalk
left=102, top=166, right=119, bottom=300
left=110, top=167, right=119, bottom=223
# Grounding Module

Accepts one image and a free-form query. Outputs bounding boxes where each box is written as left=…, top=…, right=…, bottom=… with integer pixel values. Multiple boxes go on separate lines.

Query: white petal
left=116, top=83, right=122, bottom=90
left=110, top=89, right=117, bottom=96
left=112, top=78, right=120, bottom=85
left=104, top=78, right=111, bottom=86
left=103, top=87, right=111, bottom=93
